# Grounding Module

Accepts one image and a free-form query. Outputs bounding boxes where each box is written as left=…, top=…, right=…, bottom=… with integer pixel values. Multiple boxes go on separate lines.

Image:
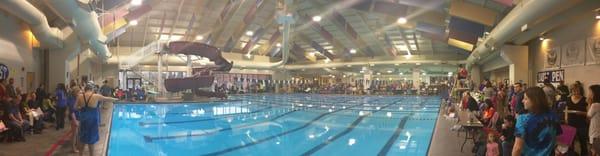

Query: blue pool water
left=107, top=94, right=440, bottom=156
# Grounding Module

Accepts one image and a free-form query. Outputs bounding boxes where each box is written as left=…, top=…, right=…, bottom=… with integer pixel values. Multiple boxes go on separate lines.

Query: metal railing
left=119, top=40, right=164, bottom=70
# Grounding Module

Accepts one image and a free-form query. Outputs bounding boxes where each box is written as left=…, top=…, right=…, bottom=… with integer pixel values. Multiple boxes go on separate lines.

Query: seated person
left=41, top=95, right=56, bottom=122
left=23, top=93, right=43, bottom=134
left=5, top=96, right=28, bottom=141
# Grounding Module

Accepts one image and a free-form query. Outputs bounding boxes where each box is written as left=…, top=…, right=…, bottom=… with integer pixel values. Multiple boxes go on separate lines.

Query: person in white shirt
left=587, top=84, right=600, bottom=155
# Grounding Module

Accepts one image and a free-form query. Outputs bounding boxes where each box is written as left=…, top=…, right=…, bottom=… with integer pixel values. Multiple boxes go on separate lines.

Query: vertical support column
left=363, top=69, right=372, bottom=94
left=412, top=68, right=421, bottom=90
left=157, top=53, right=163, bottom=96
left=186, top=55, right=192, bottom=76
left=471, top=65, right=482, bottom=85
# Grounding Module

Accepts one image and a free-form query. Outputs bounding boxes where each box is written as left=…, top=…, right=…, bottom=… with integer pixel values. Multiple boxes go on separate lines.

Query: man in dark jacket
left=5, top=78, right=16, bottom=98
left=511, top=83, right=526, bottom=115
left=35, top=84, right=46, bottom=105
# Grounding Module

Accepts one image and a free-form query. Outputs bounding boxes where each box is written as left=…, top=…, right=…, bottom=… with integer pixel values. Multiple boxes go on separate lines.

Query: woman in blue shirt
left=55, top=83, right=67, bottom=130
left=512, top=86, right=562, bottom=156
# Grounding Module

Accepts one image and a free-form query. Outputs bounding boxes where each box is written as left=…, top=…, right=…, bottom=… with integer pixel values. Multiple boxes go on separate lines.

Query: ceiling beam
left=207, top=0, right=247, bottom=47
left=181, top=0, right=207, bottom=40
left=259, top=27, right=281, bottom=56
left=298, top=0, right=370, bottom=57
left=242, top=21, right=277, bottom=55
left=412, top=32, right=420, bottom=52
left=185, top=0, right=219, bottom=41
left=355, top=12, right=395, bottom=57
left=230, top=0, right=273, bottom=53
left=298, top=14, right=350, bottom=60
left=296, top=31, right=335, bottom=60
left=166, top=0, right=186, bottom=40
left=141, top=15, right=150, bottom=46
left=156, top=11, right=167, bottom=40
left=397, top=28, right=413, bottom=55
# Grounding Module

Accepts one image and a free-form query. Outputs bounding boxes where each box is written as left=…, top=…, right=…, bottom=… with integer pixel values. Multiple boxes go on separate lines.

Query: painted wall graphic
left=0, top=63, right=8, bottom=80
left=545, top=46, right=561, bottom=68
left=586, top=36, right=600, bottom=65
left=561, top=40, right=585, bottom=67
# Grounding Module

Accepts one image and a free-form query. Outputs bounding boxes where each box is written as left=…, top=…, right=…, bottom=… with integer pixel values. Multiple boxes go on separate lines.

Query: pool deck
left=428, top=104, right=475, bottom=156
left=0, top=96, right=476, bottom=156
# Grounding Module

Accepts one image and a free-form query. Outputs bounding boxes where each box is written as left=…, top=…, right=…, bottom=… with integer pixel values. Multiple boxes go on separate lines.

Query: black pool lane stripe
left=143, top=99, right=362, bottom=143
left=377, top=100, right=428, bottom=156
left=377, top=115, right=411, bottom=156
left=143, top=109, right=299, bottom=143
left=138, top=97, right=357, bottom=126
left=299, top=100, right=402, bottom=156
left=199, top=101, right=377, bottom=156
left=138, top=106, right=274, bottom=126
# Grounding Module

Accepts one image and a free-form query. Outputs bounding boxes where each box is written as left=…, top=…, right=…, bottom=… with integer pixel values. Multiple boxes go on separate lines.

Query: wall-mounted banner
left=0, top=63, right=9, bottom=80
left=537, top=69, right=564, bottom=83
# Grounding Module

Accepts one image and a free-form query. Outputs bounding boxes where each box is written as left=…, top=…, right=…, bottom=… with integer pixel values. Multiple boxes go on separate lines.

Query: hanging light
left=245, top=31, right=254, bottom=36
left=349, top=49, right=357, bottom=54
left=128, top=20, right=138, bottom=26
left=195, top=35, right=204, bottom=40
left=131, top=0, right=142, bottom=6
left=312, top=16, right=322, bottom=22
left=397, top=17, right=407, bottom=24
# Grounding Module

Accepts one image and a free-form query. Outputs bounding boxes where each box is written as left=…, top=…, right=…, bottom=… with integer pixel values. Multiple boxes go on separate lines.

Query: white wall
left=529, top=11, right=600, bottom=89
left=502, top=45, right=529, bottom=84
left=0, top=12, right=43, bottom=92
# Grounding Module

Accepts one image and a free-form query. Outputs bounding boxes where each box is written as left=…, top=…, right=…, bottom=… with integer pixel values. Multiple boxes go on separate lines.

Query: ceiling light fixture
left=195, top=35, right=204, bottom=40
left=129, top=20, right=138, bottom=26
left=539, top=36, right=545, bottom=41
left=312, top=16, right=322, bottom=22
left=397, top=17, right=407, bottom=24
left=349, top=48, right=357, bottom=54
left=245, top=31, right=254, bottom=36
left=276, top=43, right=282, bottom=47
left=131, top=0, right=142, bottom=6
left=387, top=70, right=392, bottom=73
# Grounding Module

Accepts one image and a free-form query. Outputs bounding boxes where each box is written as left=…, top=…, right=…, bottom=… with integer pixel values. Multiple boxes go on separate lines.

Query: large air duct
left=43, top=0, right=112, bottom=60
left=465, top=0, right=564, bottom=69
left=0, top=0, right=64, bottom=48
left=283, top=60, right=466, bottom=70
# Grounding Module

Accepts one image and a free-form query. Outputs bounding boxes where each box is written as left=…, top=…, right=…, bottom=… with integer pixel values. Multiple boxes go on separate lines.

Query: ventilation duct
left=466, top=0, right=564, bottom=69
left=0, top=0, right=64, bottom=48
left=43, top=0, right=112, bottom=60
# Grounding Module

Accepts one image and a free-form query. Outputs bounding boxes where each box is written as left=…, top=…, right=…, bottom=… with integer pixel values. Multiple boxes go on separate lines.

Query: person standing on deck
left=55, top=83, right=67, bottom=130
left=75, top=84, right=118, bottom=156
left=6, top=78, right=16, bottom=98
left=512, top=87, right=562, bottom=156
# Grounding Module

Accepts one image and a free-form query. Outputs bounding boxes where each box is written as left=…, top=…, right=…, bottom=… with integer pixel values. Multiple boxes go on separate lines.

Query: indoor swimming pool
left=107, top=94, right=441, bottom=156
